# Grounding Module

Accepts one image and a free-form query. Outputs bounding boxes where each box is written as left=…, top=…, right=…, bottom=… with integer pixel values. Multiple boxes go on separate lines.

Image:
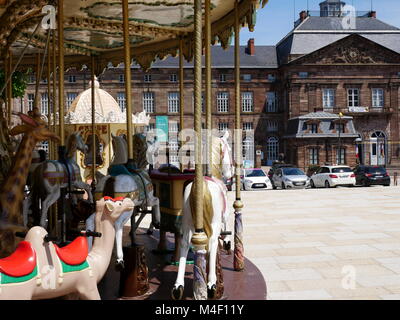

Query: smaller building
left=284, top=112, right=359, bottom=171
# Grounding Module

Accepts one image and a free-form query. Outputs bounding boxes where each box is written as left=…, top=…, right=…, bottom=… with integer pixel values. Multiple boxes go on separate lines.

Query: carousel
left=0, top=0, right=268, bottom=300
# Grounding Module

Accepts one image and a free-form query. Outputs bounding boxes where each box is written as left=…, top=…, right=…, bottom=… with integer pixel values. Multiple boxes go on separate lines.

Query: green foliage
left=0, top=69, right=29, bottom=100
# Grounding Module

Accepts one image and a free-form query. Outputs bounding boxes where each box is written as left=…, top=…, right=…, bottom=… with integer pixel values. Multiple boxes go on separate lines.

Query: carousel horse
left=172, top=131, right=234, bottom=300
left=0, top=197, right=134, bottom=300
left=88, top=133, right=160, bottom=267
left=0, top=110, right=59, bottom=259
left=27, top=132, right=93, bottom=228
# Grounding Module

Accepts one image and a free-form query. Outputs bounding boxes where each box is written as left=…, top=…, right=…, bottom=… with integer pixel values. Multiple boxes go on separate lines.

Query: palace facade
left=17, top=0, right=400, bottom=171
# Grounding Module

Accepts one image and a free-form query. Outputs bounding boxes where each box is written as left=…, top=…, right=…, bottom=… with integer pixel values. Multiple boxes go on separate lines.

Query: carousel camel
left=0, top=197, right=134, bottom=300
left=0, top=109, right=59, bottom=259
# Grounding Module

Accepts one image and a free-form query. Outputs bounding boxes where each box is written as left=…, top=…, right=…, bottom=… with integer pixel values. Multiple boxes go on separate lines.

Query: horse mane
left=210, top=136, right=223, bottom=179
left=131, top=134, right=148, bottom=170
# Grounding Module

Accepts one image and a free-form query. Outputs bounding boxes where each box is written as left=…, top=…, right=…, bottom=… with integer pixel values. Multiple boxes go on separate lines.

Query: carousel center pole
left=205, top=0, right=212, bottom=178
left=90, top=55, right=96, bottom=193
left=179, top=39, right=184, bottom=172
left=192, top=0, right=208, bottom=301
left=233, top=0, right=245, bottom=272
left=58, top=0, right=67, bottom=243
left=119, top=0, right=150, bottom=299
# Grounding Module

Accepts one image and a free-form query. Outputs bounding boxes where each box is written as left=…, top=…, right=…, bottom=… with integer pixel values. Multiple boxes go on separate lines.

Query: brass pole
left=205, top=0, right=212, bottom=177
left=122, top=0, right=134, bottom=160
left=7, top=50, right=12, bottom=125
left=47, top=30, right=52, bottom=158
left=58, top=0, right=65, bottom=146
left=52, top=28, right=57, bottom=160
left=191, top=0, right=207, bottom=301
left=91, top=55, right=96, bottom=185
left=233, top=0, right=244, bottom=272
left=34, top=53, right=41, bottom=110
left=179, top=39, right=184, bottom=171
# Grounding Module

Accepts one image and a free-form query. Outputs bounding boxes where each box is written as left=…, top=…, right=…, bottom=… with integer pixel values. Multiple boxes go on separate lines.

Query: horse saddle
left=54, top=236, right=88, bottom=265
left=0, top=241, right=37, bottom=277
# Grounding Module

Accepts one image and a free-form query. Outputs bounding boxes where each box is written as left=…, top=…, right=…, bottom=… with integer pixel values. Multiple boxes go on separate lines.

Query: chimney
left=369, top=11, right=377, bottom=18
left=246, top=38, right=255, bottom=56
left=299, top=10, right=308, bottom=22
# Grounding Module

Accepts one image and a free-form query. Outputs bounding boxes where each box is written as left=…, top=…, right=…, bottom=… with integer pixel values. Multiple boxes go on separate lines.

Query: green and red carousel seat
left=54, top=236, right=88, bottom=265
left=0, top=241, right=36, bottom=277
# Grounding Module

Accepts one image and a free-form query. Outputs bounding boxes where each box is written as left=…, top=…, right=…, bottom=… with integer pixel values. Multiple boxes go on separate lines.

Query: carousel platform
left=98, top=227, right=267, bottom=300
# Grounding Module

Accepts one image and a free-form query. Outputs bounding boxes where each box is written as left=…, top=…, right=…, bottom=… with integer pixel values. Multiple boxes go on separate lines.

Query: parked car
left=272, top=167, right=310, bottom=189
left=267, top=163, right=295, bottom=181
left=242, top=168, right=272, bottom=191
left=353, top=165, right=391, bottom=187
left=310, top=165, right=356, bottom=188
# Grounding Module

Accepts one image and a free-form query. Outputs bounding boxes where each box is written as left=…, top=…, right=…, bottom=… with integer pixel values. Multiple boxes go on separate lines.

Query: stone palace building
left=17, top=0, right=400, bottom=171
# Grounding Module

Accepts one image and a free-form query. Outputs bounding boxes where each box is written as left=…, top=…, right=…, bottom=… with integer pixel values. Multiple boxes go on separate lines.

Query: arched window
left=267, top=136, right=279, bottom=166
left=370, top=131, right=386, bottom=166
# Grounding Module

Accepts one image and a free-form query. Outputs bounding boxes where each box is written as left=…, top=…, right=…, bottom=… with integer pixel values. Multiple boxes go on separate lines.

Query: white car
left=310, top=165, right=356, bottom=188
left=272, top=167, right=310, bottom=189
left=242, top=168, right=272, bottom=191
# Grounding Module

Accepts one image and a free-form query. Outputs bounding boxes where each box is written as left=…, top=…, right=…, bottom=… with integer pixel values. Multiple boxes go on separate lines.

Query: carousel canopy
left=0, top=0, right=269, bottom=71
left=66, top=78, right=150, bottom=125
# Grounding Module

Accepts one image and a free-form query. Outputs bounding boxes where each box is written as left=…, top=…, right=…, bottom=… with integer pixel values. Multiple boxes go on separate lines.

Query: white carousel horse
left=87, top=133, right=160, bottom=267
left=27, top=132, right=93, bottom=228
left=172, top=131, right=234, bottom=300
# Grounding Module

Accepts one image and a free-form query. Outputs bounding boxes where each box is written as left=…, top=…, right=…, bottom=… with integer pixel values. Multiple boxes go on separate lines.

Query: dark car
left=353, top=166, right=391, bottom=187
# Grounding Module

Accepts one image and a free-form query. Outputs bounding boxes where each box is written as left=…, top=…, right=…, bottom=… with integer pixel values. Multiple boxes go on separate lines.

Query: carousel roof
left=0, top=0, right=269, bottom=71
left=66, top=78, right=150, bottom=125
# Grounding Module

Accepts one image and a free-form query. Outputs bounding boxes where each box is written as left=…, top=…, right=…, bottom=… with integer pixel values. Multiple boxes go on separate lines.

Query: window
left=117, top=92, right=126, bottom=112
left=144, top=74, right=152, bottom=82
left=168, top=139, right=179, bottom=167
left=299, top=72, right=309, bottom=78
left=372, top=88, right=384, bottom=108
left=336, top=123, right=345, bottom=134
left=68, top=75, right=76, bottom=83
left=170, top=74, right=177, bottom=82
left=218, top=122, right=229, bottom=133
left=266, top=92, right=277, bottom=112
left=243, top=122, right=253, bottom=131
left=348, top=88, right=360, bottom=107
left=266, top=136, right=279, bottom=166
left=242, top=92, right=253, bottom=112
left=243, top=136, right=254, bottom=166
left=309, top=148, right=319, bottom=165
left=310, top=123, right=318, bottom=134
left=119, top=74, right=125, bottom=83
left=243, top=74, right=252, bottom=82
left=192, top=92, right=205, bottom=113
left=143, top=92, right=155, bottom=113
left=41, top=93, right=48, bottom=115
left=168, top=92, right=180, bottom=113
left=267, top=74, right=276, bottom=82
left=336, top=148, right=346, bottom=165
left=323, top=89, right=335, bottom=109
left=28, top=74, right=35, bottom=84
left=38, top=141, right=49, bottom=155
left=28, top=94, right=34, bottom=111
left=217, top=92, right=229, bottom=113
left=145, top=123, right=155, bottom=133
left=267, top=120, right=278, bottom=132
left=219, top=74, right=227, bottom=82
left=169, top=121, right=180, bottom=134
left=66, top=93, right=78, bottom=108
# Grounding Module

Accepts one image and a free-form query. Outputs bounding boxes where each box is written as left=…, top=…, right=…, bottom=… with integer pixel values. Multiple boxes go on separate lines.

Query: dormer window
left=310, top=123, right=318, bottom=134
left=336, top=123, right=345, bottom=134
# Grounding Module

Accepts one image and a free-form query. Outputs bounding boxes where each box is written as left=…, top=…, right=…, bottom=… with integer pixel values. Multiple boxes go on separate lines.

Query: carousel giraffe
left=0, top=108, right=59, bottom=258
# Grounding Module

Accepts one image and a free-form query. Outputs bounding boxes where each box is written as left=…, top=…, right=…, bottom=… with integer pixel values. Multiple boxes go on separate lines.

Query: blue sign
left=156, top=116, right=169, bottom=142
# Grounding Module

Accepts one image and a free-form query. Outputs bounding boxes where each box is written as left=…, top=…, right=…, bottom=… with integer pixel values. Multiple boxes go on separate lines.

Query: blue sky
left=240, top=0, right=400, bottom=45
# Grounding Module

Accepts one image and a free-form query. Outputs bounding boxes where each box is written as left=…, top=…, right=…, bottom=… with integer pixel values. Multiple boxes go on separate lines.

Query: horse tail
left=103, top=176, right=116, bottom=198
left=189, top=178, right=214, bottom=248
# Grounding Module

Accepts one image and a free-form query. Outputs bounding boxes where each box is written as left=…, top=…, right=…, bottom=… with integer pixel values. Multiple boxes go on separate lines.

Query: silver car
left=272, top=167, right=310, bottom=189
